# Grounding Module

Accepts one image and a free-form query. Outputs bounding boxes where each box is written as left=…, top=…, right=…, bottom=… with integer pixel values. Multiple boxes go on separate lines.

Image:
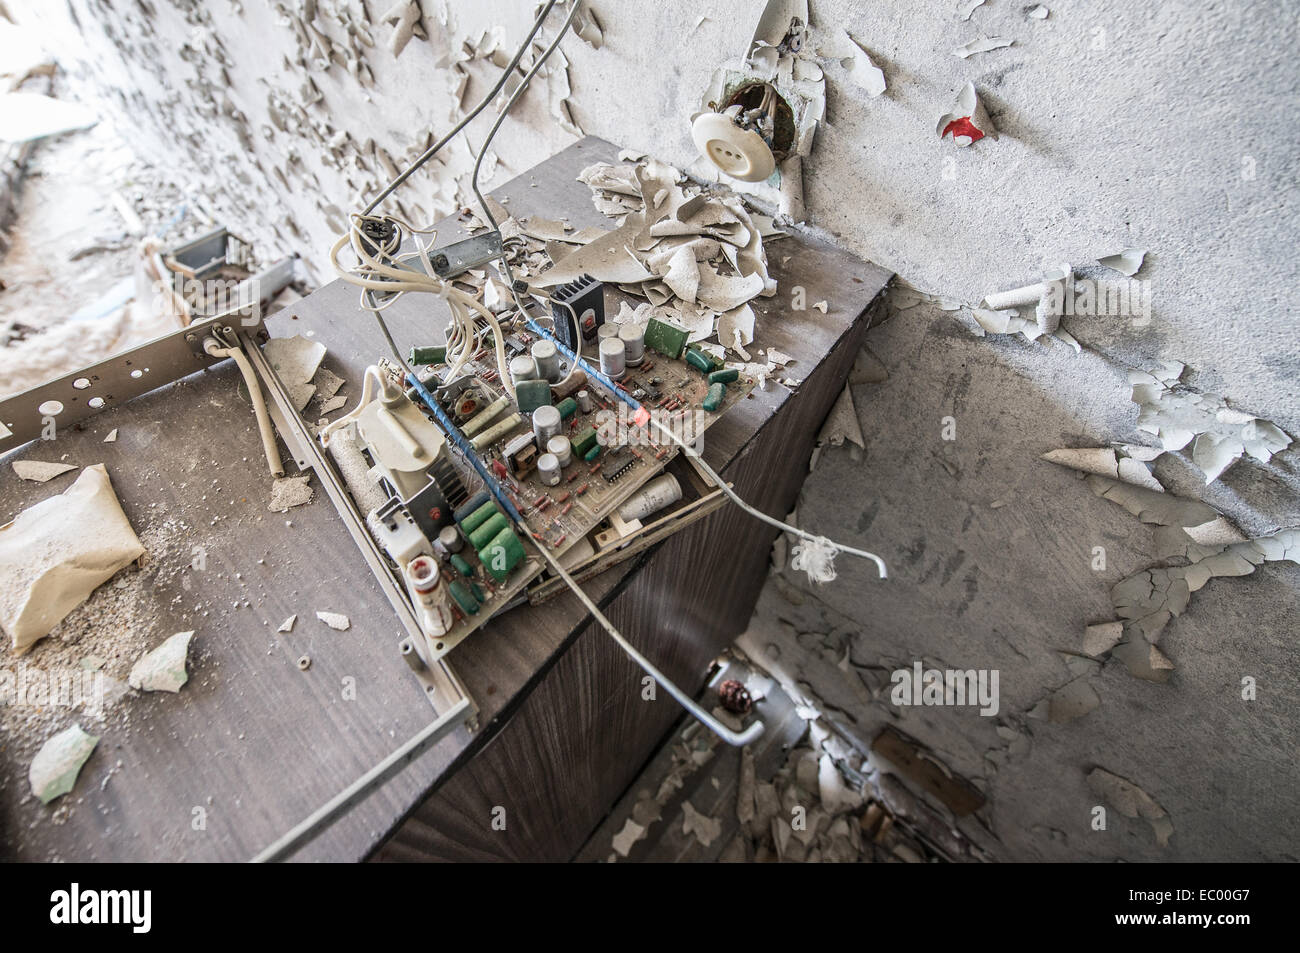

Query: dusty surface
left=740, top=289, right=1300, bottom=862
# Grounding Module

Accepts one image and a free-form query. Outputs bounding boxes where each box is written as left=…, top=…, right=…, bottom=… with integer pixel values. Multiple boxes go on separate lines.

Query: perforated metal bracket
left=0, top=311, right=268, bottom=456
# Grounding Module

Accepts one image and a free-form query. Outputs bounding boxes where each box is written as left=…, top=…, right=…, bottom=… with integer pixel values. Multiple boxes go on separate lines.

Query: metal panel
left=0, top=311, right=267, bottom=456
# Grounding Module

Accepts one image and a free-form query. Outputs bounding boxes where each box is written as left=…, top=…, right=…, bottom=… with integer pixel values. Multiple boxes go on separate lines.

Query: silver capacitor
left=576, top=389, right=594, bottom=413
left=438, top=525, right=463, bottom=553
left=619, top=323, right=646, bottom=367
left=531, top=339, right=561, bottom=383
left=510, top=354, right=538, bottom=385
left=547, top=435, right=572, bottom=467
left=533, top=403, right=562, bottom=449
left=597, top=322, right=620, bottom=342
left=599, top=336, right=626, bottom=381
left=618, top=473, right=682, bottom=522
left=536, top=452, right=562, bottom=486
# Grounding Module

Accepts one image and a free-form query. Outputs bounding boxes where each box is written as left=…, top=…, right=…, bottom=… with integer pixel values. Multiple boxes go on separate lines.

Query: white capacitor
left=510, top=354, right=538, bottom=384
left=546, top=435, right=572, bottom=467
left=599, top=336, right=627, bottom=381
left=576, top=389, right=594, bottom=413
left=438, top=525, right=463, bottom=553
left=536, top=452, right=562, bottom=486
left=533, top=403, right=563, bottom=449
left=531, top=339, right=561, bottom=382
left=619, top=323, right=646, bottom=366
left=597, top=322, right=620, bottom=342
left=618, top=473, right=682, bottom=522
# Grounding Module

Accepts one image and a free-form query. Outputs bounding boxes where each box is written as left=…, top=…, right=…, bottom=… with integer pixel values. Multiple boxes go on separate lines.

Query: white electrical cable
left=527, top=535, right=763, bottom=747
left=204, top=338, right=284, bottom=477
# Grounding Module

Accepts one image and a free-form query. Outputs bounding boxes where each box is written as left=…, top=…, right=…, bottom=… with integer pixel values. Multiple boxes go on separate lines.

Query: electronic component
left=515, top=378, right=553, bottom=414
left=406, top=556, right=453, bottom=638
left=576, top=389, right=594, bottom=413
left=537, top=452, right=562, bottom=486
left=619, top=323, right=646, bottom=367
left=426, top=230, right=504, bottom=279
left=409, top=345, right=447, bottom=366
left=503, top=432, right=538, bottom=479
left=550, top=274, right=605, bottom=349
left=510, top=354, right=539, bottom=384
left=531, top=339, right=561, bottom=382
left=703, top=382, right=726, bottom=412
left=532, top=404, right=562, bottom=449
left=599, top=336, right=627, bottom=381
left=438, top=525, right=463, bottom=553
left=645, top=316, right=688, bottom=359
left=470, top=412, right=524, bottom=449
left=547, top=435, right=572, bottom=467
left=552, top=369, right=587, bottom=400
left=463, top=395, right=509, bottom=437
left=618, top=474, right=682, bottom=522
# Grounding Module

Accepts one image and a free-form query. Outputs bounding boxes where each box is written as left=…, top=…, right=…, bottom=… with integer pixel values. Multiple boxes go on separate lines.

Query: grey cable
left=362, top=0, right=562, bottom=215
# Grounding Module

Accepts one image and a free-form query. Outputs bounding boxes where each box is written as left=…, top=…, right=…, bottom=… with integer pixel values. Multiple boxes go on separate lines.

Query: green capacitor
left=448, top=580, right=479, bottom=615
left=555, top=396, right=578, bottom=420
left=583, top=444, right=601, bottom=462
left=573, top=426, right=599, bottom=457
left=450, top=553, right=475, bottom=578
left=470, top=581, right=486, bottom=603
left=460, top=499, right=499, bottom=535
left=515, top=378, right=553, bottom=414
left=685, top=348, right=712, bottom=373
left=708, top=368, right=739, bottom=385
left=644, top=316, right=688, bottom=359
left=408, top=345, right=447, bottom=366
left=469, top=511, right=509, bottom=551
left=481, top=525, right=526, bottom=581
left=702, top=381, right=725, bottom=412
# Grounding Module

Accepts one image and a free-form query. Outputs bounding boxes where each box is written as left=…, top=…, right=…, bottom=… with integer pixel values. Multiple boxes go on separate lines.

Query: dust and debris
left=268, top=474, right=314, bottom=512
left=315, top=610, right=350, bottom=631
left=681, top=800, right=722, bottom=847
left=953, top=36, right=1014, bottom=58
left=278, top=614, right=297, bottom=633
left=1041, top=447, right=1162, bottom=491
left=1098, top=247, right=1146, bottom=277
left=1087, top=768, right=1174, bottom=847
left=12, top=460, right=78, bottom=482
left=1128, top=361, right=1291, bottom=483
left=263, top=335, right=326, bottom=412
left=28, top=724, right=98, bottom=804
left=126, top=630, right=193, bottom=693
left=1, top=464, right=145, bottom=654
left=938, top=82, right=997, bottom=147
left=103, top=429, right=118, bottom=443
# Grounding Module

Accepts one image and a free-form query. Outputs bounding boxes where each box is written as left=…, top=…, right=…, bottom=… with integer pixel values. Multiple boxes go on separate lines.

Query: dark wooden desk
left=0, top=137, right=889, bottom=861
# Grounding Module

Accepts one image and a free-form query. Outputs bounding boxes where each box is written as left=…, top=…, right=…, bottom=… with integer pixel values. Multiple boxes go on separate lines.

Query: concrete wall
left=22, top=0, right=1298, bottom=860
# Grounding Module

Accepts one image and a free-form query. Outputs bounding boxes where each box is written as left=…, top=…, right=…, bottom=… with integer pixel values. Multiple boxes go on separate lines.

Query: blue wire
left=405, top=372, right=525, bottom=525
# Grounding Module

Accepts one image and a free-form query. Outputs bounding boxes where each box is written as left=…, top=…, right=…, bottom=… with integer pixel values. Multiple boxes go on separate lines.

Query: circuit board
left=399, top=325, right=757, bottom=663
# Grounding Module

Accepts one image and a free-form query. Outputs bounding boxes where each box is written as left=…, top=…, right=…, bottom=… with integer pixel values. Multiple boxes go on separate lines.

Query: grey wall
left=23, top=0, right=1298, bottom=859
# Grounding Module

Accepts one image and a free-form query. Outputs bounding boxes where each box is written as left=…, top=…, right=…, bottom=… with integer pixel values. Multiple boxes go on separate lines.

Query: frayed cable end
left=790, top=535, right=840, bottom=585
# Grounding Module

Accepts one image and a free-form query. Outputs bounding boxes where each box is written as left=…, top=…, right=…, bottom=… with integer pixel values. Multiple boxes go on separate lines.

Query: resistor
left=553, top=534, right=567, bottom=547
left=556, top=491, right=571, bottom=503
left=576, top=482, right=590, bottom=495
left=560, top=502, right=573, bottom=515
left=588, top=462, right=603, bottom=474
